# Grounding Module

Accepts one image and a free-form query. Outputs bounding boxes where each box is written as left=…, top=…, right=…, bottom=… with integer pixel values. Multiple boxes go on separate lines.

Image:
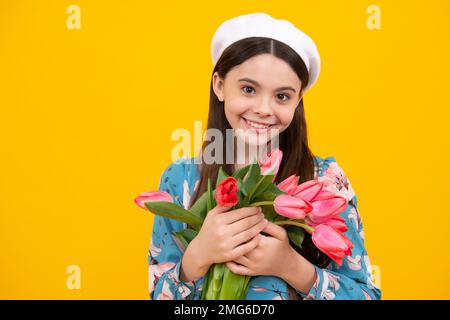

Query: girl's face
left=212, top=54, right=303, bottom=148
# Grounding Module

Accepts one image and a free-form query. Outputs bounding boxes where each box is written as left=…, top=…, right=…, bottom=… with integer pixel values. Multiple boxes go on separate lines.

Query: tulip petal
left=134, top=191, right=173, bottom=209
left=259, top=149, right=283, bottom=178
left=311, top=224, right=353, bottom=265
left=277, top=175, right=300, bottom=195
left=215, top=177, right=238, bottom=206
left=307, top=215, right=348, bottom=233
left=294, top=180, right=323, bottom=202
left=309, top=196, right=347, bottom=224
left=274, top=194, right=313, bottom=219
left=314, top=189, right=337, bottom=201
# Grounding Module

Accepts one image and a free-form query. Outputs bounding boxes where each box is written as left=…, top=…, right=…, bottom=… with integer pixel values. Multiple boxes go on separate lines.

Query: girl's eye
left=277, top=93, right=290, bottom=101
left=241, top=86, right=290, bottom=101
left=241, top=86, right=255, bottom=94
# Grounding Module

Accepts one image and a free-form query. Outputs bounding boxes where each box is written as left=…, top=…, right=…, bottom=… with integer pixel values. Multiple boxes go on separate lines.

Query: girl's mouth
left=241, top=117, right=275, bottom=133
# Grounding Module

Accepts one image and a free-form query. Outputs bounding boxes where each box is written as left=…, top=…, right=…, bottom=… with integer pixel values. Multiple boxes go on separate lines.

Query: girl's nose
left=252, top=96, right=274, bottom=116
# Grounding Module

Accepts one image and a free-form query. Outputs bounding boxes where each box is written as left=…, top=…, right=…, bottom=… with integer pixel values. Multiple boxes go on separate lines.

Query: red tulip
left=273, top=194, right=313, bottom=219
left=134, top=191, right=173, bottom=210
left=277, top=175, right=301, bottom=195
left=259, top=148, right=283, bottom=178
left=293, top=180, right=323, bottom=202
left=312, top=224, right=353, bottom=266
left=215, top=177, right=238, bottom=207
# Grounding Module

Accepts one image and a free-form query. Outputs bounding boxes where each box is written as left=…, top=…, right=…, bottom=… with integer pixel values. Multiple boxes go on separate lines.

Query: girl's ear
left=212, top=72, right=225, bottom=102
left=298, top=89, right=304, bottom=102
left=295, top=91, right=304, bottom=110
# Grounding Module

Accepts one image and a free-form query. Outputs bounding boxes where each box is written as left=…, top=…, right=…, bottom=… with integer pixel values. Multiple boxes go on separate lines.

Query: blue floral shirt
left=148, top=156, right=382, bottom=300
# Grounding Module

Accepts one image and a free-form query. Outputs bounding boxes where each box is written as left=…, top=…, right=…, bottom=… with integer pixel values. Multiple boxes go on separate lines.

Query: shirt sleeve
left=148, top=159, right=205, bottom=300
left=297, top=157, right=382, bottom=300
left=245, top=275, right=291, bottom=300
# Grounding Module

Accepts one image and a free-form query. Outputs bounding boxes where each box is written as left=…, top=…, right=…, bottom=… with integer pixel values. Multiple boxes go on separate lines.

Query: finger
left=223, top=206, right=261, bottom=224
left=225, top=261, right=253, bottom=276
left=230, top=218, right=267, bottom=247
left=210, top=204, right=233, bottom=215
left=230, top=233, right=261, bottom=259
left=262, top=221, right=287, bottom=240
left=233, top=255, right=251, bottom=267
left=228, top=213, right=265, bottom=236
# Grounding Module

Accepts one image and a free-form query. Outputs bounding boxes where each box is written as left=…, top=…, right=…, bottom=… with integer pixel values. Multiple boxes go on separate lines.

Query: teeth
left=245, top=118, right=270, bottom=129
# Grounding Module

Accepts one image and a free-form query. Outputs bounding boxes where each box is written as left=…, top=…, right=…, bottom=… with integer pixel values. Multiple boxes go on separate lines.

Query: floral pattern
left=147, top=156, right=381, bottom=300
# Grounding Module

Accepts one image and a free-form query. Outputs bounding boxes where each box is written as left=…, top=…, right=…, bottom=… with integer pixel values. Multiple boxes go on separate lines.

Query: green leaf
left=263, top=183, right=285, bottom=196
left=216, top=166, right=229, bottom=188
left=246, top=161, right=261, bottom=184
left=218, top=266, right=248, bottom=299
left=287, top=225, right=305, bottom=249
left=205, top=263, right=225, bottom=300
left=206, top=178, right=215, bottom=213
left=144, top=201, right=202, bottom=229
left=172, top=228, right=198, bottom=252
left=174, top=228, right=198, bottom=244
left=232, top=164, right=251, bottom=180
left=247, top=174, right=274, bottom=202
left=237, top=178, right=247, bottom=197
left=201, top=270, right=211, bottom=300
left=260, top=205, right=279, bottom=221
left=271, top=212, right=286, bottom=222
left=240, top=275, right=252, bottom=300
left=251, top=191, right=278, bottom=203
left=242, top=162, right=261, bottom=196
left=171, top=232, right=189, bottom=251
left=190, top=191, right=208, bottom=220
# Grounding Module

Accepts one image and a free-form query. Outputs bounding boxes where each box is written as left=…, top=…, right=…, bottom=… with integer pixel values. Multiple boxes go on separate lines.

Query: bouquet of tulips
left=135, top=149, right=353, bottom=300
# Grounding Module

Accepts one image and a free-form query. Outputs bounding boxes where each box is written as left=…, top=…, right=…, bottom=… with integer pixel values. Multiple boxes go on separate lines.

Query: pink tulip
left=312, top=224, right=353, bottom=266
left=293, top=180, right=323, bottom=202
left=259, top=148, right=283, bottom=178
left=273, top=194, right=313, bottom=219
left=277, top=175, right=302, bottom=195
left=313, top=189, right=338, bottom=201
left=307, top=193, right=348, bottom=225
left=307, top=215, right=348, bottom=233
left=134, top=191, right=173, bottom=210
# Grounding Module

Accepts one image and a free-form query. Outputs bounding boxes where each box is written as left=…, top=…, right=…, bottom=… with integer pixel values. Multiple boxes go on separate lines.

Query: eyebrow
left=238, top=77, right=297, bottom=93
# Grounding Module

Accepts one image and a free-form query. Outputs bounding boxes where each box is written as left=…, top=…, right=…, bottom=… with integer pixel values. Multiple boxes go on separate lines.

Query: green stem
left=249, top=201, right=274, bottom=207
left=274, top=220, right=315, bottom=233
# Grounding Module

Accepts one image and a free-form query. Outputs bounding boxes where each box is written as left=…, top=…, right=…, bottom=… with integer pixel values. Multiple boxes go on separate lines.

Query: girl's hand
left=225, top=221, right=295, bottom=277
left=189, top=205, right=268, bottom=269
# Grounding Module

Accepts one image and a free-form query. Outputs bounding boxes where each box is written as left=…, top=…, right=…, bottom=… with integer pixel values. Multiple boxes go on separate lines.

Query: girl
left=148, top=12, right=381, bottom=300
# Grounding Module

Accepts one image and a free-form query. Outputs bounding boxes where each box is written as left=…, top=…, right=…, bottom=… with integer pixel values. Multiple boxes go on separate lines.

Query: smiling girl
left=148, top=12, right=381, bottom=300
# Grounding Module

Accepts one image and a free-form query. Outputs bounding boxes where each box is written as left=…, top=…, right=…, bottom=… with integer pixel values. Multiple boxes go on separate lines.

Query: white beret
left=211, top=12, right=321, bottom=93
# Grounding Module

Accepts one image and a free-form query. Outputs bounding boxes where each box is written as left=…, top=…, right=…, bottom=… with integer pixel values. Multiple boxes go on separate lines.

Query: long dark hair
left=190, top=37, right=331, bottom=269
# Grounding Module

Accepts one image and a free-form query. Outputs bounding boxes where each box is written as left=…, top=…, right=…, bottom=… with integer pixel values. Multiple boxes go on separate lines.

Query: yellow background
left=1, top=0, right=449, bottom=299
